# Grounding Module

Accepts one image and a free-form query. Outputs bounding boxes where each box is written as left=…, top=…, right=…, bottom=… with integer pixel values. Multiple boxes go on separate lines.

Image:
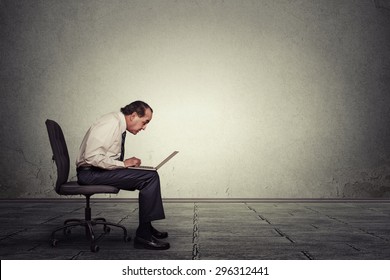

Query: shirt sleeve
left=83, top=119, right=126, bottom=170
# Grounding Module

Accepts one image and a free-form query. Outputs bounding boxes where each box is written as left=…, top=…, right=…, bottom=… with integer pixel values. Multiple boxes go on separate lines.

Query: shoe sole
left=134, top=239, right=170, bottom=250
left=134, top=242, right=170, bottom=250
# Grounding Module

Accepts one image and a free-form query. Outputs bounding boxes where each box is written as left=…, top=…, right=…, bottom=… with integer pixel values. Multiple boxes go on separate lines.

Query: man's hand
left=124, top=157, right=141, bottom=167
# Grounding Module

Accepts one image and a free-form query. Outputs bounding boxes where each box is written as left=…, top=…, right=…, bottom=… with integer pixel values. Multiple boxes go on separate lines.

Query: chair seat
left=59, top=181, right=120, bottom=196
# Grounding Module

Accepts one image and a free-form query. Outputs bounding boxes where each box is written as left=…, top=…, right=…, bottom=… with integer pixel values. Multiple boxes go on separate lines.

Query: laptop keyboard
left=137, top=165, right=155, bottom=169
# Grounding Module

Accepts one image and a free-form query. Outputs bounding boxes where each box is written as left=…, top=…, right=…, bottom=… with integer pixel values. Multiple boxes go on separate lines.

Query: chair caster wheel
left=91, top=244, right=99, bottom=252
left=103, top=225, right=111, bottom=233
left=125, top=236, right=132, bottom=242
left=51, top=239, right=58, bottom=247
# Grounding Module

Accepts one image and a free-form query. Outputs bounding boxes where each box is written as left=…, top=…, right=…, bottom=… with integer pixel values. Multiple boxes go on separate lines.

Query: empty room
left=1, top=0, right=390, bottom=265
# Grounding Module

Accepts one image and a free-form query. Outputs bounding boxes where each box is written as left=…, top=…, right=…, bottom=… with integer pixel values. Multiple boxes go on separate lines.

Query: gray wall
left=1, top=0, right=390, bottom=199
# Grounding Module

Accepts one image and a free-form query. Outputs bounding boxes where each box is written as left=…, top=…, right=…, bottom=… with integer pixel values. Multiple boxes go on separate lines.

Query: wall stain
left=339, top=165, right=390, bottom=198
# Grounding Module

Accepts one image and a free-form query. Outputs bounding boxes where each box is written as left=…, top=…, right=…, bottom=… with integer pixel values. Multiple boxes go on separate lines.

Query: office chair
left=45, top=119, right=130, bottom=252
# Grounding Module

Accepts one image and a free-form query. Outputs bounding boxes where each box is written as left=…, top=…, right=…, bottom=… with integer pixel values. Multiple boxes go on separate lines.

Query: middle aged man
left=76, top=100, right=169, bottom=250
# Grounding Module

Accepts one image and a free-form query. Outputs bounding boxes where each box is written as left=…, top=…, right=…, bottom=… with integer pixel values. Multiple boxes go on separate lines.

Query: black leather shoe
left=134, top=236, right=170, bottom=250
left=151, top=226, right=168, bottom=239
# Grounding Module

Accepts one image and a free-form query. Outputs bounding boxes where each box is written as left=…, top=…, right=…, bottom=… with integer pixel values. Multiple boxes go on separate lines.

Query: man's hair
left=120, top=101, right=153, bottom=117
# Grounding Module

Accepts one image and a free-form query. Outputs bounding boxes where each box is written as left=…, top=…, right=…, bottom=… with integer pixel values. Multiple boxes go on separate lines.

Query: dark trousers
left=77, top=168, right=165, bottom=224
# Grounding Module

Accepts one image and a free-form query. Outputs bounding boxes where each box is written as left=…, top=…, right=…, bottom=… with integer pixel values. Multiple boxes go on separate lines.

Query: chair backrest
left=45, top=119, right=70, bottom=194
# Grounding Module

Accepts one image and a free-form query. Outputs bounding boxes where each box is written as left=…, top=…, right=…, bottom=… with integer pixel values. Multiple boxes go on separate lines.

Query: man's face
left=126, top=108, right=153, bottom=135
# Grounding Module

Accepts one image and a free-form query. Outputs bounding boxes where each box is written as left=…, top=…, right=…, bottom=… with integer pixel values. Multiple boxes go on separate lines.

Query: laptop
left=127, top=151, right=179, bottom=171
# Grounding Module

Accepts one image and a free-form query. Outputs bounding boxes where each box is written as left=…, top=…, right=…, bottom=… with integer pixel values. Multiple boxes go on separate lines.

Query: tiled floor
left=0, top=200, right=389, bottom=260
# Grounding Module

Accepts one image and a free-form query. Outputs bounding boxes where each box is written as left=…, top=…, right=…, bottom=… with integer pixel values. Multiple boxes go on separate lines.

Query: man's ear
left=129, top=112, right=138, bottom=121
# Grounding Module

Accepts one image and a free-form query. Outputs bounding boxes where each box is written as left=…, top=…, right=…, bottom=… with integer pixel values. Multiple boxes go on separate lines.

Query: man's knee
left=138, top=171, right=160, bottom=190
left=151, top=170, right=160, bottom=180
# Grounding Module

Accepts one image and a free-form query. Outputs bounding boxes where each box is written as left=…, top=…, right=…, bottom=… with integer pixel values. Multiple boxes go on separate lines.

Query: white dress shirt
left=76, top=112, right=126, bottom=170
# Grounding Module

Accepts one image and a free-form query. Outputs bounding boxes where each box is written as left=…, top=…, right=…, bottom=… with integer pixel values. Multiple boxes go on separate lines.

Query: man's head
left=121, top=101, right=153, bottom=135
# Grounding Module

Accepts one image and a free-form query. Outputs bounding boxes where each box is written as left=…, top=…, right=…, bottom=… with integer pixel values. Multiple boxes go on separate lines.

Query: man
left=76, top=100, right=169, bottom=250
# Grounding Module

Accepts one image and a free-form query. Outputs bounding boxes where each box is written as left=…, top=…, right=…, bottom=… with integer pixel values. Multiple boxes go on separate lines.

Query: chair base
left=51, top=217, right=131, bottom=252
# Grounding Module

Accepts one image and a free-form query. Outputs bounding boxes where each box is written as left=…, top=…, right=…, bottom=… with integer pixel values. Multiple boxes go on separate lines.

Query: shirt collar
left=119, top=112, right=127, bottom=133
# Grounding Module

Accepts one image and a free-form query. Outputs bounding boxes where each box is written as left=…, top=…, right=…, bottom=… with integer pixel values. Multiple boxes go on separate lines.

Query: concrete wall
left=1, top=0, right=390, bottom=199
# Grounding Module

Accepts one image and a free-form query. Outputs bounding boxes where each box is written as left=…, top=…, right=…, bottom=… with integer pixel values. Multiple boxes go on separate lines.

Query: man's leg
left=77, top=168, right=165, bottom=223
left=77, top=168, right=169, bottom=250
